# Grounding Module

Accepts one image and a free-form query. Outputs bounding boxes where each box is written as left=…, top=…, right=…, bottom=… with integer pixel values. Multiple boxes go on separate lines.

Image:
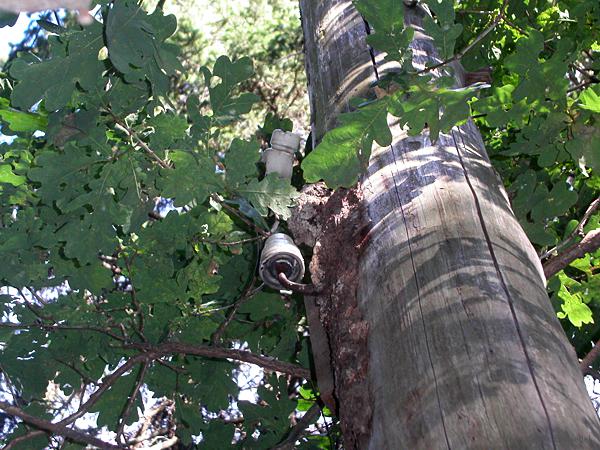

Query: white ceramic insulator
left=263, top=129, right=302, bottom=180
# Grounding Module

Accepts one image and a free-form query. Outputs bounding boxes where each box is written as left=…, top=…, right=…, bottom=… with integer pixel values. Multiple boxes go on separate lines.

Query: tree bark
left=293, top=1, right=600, bottom=449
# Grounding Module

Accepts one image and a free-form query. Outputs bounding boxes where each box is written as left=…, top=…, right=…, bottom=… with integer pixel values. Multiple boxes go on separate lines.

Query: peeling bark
left=289, top=185, right=372, bottom=448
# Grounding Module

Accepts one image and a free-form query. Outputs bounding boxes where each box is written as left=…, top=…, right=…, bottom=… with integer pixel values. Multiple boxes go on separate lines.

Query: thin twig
left=217, top=198, right=270, bottom=237
left=58, top=354, right=152, bottom=427
left=116, top=361, right=149, bottom=444
left=417, top=0, right=509, bottom=75
left=3, top=430, right=47, bottom=450
left=17, top=288, right=53, bottom=321
left=211, top=278, right=262, bottom=345
left=541, top=196, right=600, bottom=260
left=129, top=400, right=173, bottom=445
left=26, top=287, right=49, bottom=306
left=272, top=403, right=322, bottom=450
left=568, top=79, right=599, bottom=93
left=141, top=436, right=179, bottom=450
left=124, top=257, right=147, bottom=343
left=197, top=236, right=264, bottom=247
left=0, top=401, right=122, bottom=450
left=0, top=362, right=22, bottom=407
left=0, top=322, right=127, bottom=342
left=54, top=358, right=97, bottom=386
left=107, top=111, right=171, bottom=169
left=571, top=62, right=599, bottom=83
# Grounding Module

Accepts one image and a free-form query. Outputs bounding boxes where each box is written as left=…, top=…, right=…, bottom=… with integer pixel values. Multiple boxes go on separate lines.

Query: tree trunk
left=292, top=1, right=600, bottom=448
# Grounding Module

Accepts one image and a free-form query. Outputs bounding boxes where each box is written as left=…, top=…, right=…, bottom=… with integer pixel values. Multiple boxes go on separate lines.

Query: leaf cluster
left=0, top=2, right=312, bottom=448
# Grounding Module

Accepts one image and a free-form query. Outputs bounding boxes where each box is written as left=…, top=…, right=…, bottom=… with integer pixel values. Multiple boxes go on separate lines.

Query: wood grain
left=297, top=1, right=600, bottom=449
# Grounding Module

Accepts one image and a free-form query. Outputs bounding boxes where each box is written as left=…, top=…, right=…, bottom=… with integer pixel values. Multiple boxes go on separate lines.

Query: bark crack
left=451, top=127, right=558, bottom=450
left=390, top=141, right=452, bottom=450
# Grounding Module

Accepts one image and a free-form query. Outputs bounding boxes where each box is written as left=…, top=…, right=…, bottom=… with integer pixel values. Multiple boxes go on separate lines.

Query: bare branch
left=107, top=110, right=171, bottom=169
left=417, top=0, right=509, bottom=75
left=544, top=229, right=600, bottom=278
left=0, top=322, right=126, bottom=342
left=116, top=361, right=150, bottom=444
left=141, top=436, right=179, bottom=450
left=3, top=430, right=47, bottom=450
left=272, top=402, right=322, bottom=450
left=196, top=236, right=264, bottom=247
left=58, top=354, right=152, bottom=426
left=0, top=401, right=122, bottom=450
left=581, top=339, right=600, bottom=374
left=125, top=342, right=312, bottom=379
left=211, top=278, right=262, bottom=345
left=124, top=257, right=147, bottom=343
left=568, top=79, right=599, bottom=93
left=216, top=197, right=271, bottom=237
left=129, top=399, right=174, bottom=445
left=542, top=196, right=600, bottom=260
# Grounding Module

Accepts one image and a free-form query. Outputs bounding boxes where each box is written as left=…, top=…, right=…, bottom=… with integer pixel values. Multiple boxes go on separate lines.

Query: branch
left=541, top=196, right=600, bottom=260
left=571, top=62, right=599, bottom=83
left=216, top=198, right=271, bottom=237
left=108, top=111, right=171, bottom=169
left=581, top=338, right=600, bottom=374
left=197, top=236, right=264, bottom=247
left=129, top=399, right=174, bottom=445
left=543, top=229, right=600, bottom=278
left=116, top=361, right=149, bottom=444
left=417, top=0, right=509, bottom=75
left=3, top=430, right=46, bottom=450
left=211, top=278, right=262, bottom=345
left=0, top=401, right=122, bottom=450
left=125, top=342, right=311, bottom=379
left=567, top=79, right=599, bottom=93
left=142, top=436, right=179, bottom=450
left=272, top=402, right=322, bottom=450
left=0, top=322, right=126, bottom=342
left=58, top=354, right=151, bottom=426
left=124, top=257, right=147, bottom=343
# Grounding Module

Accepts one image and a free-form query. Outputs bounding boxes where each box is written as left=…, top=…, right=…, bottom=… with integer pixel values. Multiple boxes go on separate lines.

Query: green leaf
left=225, top=138, right=259, bottom=188
left=566, top=123, right=600, bottom=172
left=147, top=113, right=189, bottom=148
left=10, top=23, right=105, bottom=110
left=239, top=173, right=299, bottom=219
left=105, top=1, right=180, bottom=97
left=422, top=0, right=463, bottom=60
left=531, top=181, right=578, bottom=222
left=302, top=99, right=391, bottom=188
left=0, top=98, right=47, bottom=132
left=158, top=151, right=223, bottom=205
left=556, top=283, right=594, bottom=328
left=0, top=164, right=26, bottom=186
left=105, top=1, right=157, bottom=74
left=579, top=86, right=600, bottom=113
left=0, top=12, right=18, bottom=28
left=204, top=56, right=259, bottom=124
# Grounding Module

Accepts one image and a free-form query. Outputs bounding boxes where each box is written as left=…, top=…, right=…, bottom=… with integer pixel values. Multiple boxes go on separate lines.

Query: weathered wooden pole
left=290, top=1, right=600, bottom=448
